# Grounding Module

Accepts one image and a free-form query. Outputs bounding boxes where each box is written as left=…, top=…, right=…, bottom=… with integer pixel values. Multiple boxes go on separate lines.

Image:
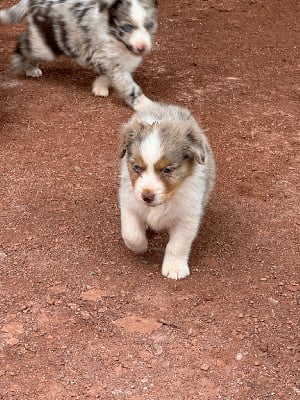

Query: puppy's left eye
left=162, top=166, right=173, bottom=174
left=145, top=22, right=154, bottom=31
left=122, top=23, right=134, bottom=33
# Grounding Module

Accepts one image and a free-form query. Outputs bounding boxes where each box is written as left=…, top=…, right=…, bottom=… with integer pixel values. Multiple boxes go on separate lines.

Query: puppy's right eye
left=133, top=163, right=143, bottom=173
left=122, top=23, right=134, bottom=33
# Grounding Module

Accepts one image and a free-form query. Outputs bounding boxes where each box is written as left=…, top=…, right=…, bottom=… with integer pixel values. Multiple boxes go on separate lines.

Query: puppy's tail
left=0, top=0, right=29, bottom=24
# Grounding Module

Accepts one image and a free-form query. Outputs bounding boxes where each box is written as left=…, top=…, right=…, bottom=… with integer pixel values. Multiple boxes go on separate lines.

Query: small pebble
left=235, top=352, right=243, bottom=361
left=259, top=341, right=269, bottom=353
left=268, top=297, right=279, bottom=306
left=153, top=344, right=163, bottom=356
left=200, top=364, right=210, bottom=371
left=286, top=284, right=299, bottom=292
left=80, top=311, right=90, bottom=320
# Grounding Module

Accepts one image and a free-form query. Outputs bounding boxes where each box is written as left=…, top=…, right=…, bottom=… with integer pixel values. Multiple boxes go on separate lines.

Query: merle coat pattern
left=0, top=0, right=158, bottom=109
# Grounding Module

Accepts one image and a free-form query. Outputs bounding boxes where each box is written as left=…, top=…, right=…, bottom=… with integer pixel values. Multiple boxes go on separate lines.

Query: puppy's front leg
left=121, top=207, right=148, bottom=254
left=92, top=75, right=110, bottom=97
left=162, top=224, right=199, bottom=280
left=108, top=70, right=153, bottom=110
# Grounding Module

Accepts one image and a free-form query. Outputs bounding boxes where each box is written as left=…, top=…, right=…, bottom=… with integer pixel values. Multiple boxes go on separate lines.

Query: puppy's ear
left=184, top=127, right=206, bottom=164
left=120, top=119, right=148, bottom=158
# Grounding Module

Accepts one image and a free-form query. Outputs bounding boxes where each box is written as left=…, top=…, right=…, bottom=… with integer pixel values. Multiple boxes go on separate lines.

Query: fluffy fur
left=119, top=102, right=216, bottom=280
left=0, top=0, right=158, bottom=109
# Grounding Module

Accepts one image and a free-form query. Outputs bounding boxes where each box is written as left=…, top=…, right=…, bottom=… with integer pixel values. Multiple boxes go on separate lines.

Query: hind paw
left=26, top=67, right=42, bottom=78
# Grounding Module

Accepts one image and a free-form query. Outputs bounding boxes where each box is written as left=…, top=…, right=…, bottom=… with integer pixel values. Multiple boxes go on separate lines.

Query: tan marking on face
left=127, top=154, right=147, bottom=187
left=154, top=155, right=171, bottom=173
left=154, top=155, right=196, bottom=201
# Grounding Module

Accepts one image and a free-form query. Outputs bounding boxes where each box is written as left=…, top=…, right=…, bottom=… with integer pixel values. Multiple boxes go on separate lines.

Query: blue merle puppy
left=0, top=0, right=158, bottom=109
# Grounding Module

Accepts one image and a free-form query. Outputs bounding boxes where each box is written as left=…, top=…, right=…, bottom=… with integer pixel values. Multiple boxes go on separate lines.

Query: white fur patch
left=142, top=115, right=158, bottom=125
left=130, top=0, right=147, bottom=27
left=140, top=128, right=161, bottom=165
left=128, top=0, right=151, bottom=52
left=134, top=129, right=165, bottom=205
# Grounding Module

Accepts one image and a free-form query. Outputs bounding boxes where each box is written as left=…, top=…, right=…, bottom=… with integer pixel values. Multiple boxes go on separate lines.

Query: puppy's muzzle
left=135, top=44, right=147, bottom=54
left=131, top=43, right=150, bottom=55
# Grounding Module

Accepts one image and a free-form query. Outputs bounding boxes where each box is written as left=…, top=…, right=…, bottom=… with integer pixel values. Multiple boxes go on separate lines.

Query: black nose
left=142, top=192, right=155, bottom=204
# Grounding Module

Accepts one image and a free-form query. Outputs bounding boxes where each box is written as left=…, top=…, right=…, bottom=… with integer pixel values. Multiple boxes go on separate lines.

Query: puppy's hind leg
left=12, top=53, right=42, bottom=77
left=12, top=33, right=42, bottom=77
left=14, top=54, right=42, bottom=77
left=92, top=75, right=110, bottom=97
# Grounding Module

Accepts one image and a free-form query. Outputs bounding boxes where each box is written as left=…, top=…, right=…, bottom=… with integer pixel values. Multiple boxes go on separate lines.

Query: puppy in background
left=119, top=102, right=216, bottom=279
left=0, top=0, right=157, bottom=109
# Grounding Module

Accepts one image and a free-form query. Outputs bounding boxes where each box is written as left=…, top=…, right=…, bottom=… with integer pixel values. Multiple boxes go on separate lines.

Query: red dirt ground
left=0, top=0, right=299, bottom=399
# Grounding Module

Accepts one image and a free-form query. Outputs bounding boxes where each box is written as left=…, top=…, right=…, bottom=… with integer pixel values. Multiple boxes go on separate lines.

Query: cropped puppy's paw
left=92, top=76, right=110, bottom=97
left=122, top=227, right=148, bottom=254
left=133, top=95, right=154, bottom=111
left=92, top=86, right=109, bottom=97
left=124, top=236, right=148, bottom=254
left=26, top=67, right=42, bottom=77
left=162, top=259, right=190, bottom=280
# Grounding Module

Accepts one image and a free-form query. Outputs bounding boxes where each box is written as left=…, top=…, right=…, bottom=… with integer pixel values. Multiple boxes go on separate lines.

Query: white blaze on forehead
left=129, top=0, right=152, bottom=52
left=130, top=0, right=147, bottom=27
left=135, top=128, right=165, bottom=205
left=140, top=128, right=162, bottom=167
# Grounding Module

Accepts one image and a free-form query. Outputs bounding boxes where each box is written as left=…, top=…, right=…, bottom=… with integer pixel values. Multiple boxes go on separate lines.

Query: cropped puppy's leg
left=121, top=207, right=148, bottom=254
left=25, top=61, right=42, bottom=77
left=107, top=70, right=153, bottom=110
left=13, top=33, right=42, bottom=77
left=162, top=223, right=200, bottom=280
left=92, top=75, right=110, bottom=97
left=13, top=54, right=42, bottom=77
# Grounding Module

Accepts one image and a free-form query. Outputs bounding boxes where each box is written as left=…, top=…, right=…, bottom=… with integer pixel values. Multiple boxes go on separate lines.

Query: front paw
left=92, top=76, right=109, bottom=97
left=162, top=258, right=190, bottom=280
left=123, top=234, right=148, bottom=254
left=92, top=85, right=109, bottom=97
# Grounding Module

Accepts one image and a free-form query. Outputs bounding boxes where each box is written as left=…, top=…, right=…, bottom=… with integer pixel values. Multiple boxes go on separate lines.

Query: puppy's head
left=101, top=0, right=158, bottom=55
left=121, top=118, right=206, bottom=207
